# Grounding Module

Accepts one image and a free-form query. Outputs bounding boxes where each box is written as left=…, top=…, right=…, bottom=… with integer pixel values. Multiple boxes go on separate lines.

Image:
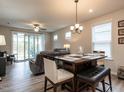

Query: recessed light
left=89, top=9, right=93, bottom=13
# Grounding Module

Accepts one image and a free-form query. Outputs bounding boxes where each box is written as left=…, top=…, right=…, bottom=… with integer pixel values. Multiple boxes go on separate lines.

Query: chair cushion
left=56, top=69, right=74, bottom=83
left=77, top=66, right=110, bottom=84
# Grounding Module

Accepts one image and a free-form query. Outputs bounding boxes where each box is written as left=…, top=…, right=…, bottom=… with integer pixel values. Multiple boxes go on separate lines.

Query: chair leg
left=0, top=77, right=2, bottom=81
left=11, top=60, right=12, bottom=64
left=53, top=85, right=57, bottom=92
left=102, top=80, right=106, bottom=92
left=108, top=72, right=112, bottom=92
left=44, top=77, right=47, bottom=92
left=72, top=78, right=75, bottom=92
left=76, top=79, right=80, bottom=92
left=91, top=85, right=96, bottom=92
left=61, top=84, right=65, bottom=90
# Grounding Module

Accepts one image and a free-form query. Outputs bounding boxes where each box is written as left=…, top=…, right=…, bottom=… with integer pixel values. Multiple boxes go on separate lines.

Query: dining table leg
left=72, top=63, right=77, bottom=91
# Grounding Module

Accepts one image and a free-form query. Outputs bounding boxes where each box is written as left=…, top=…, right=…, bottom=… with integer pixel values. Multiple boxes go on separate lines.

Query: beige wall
left=51, top=24, right=92, bottom=53
left=0, top=26, right=52, bottom=54
left=45, top=32, right=52, bottom=51
left=52, top=9, right=124, bottom=75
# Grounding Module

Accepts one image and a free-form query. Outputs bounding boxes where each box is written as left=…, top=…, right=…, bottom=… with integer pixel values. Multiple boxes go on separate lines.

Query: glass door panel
left=12, top=33, right=18, bottom=60
left=35, top=35, right=38, bottom=56
left=29, top=35, right=35, bottom=59
left=38, top=36, right=42, bottom=52
left=17, top=33, right=24, bottom=60
left=25, top=35, right=29, bottom=59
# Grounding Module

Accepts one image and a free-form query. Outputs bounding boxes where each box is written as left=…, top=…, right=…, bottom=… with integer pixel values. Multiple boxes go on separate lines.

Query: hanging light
left=33, top=24, right=40, bottom=32
left=70, top=0, right=83, bottom=33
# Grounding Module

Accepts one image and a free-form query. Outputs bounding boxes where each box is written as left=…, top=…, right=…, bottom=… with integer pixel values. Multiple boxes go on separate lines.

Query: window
left=92, top=22, right=112, bottom=58
left=53, top=34, right=58, bottom=41
left=65, top=31, right=71, bottom=40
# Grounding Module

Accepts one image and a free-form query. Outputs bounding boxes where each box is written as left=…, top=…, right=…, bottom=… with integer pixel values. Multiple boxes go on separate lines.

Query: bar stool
left=43, top=58, right=74, bottom=92
left=77, top=66, right=112, bottom=92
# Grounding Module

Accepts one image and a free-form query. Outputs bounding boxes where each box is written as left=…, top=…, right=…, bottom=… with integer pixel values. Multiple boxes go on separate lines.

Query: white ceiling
left=0, top=0, right=124, bottom=32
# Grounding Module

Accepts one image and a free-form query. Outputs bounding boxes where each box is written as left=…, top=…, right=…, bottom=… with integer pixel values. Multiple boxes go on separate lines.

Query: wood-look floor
left=0, top=62, right=124, bottom=92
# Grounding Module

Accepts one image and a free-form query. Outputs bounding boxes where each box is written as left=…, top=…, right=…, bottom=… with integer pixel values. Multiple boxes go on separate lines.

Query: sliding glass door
left=12, top=32, right=45, bottom=61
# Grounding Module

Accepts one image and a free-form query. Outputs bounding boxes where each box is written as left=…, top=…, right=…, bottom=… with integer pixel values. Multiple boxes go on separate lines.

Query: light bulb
left=79, top=26, right=83, bottom=31
left=34, top=27, right=39, bottom=32
left=70, top=26, right=74, bottom=30
left=89, top=9, right=93, bottom=13
left=75, top=24, right=80, bottom=29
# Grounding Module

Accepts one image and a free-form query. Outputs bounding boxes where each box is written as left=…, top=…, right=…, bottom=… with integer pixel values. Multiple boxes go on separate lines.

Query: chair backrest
left=35, top=54, right=43, bottom=65
left=43, top=58, right=58, bottom=83
left=93, top=51, right=105, bottom=56
left=93, top=51, right=105, bottom=66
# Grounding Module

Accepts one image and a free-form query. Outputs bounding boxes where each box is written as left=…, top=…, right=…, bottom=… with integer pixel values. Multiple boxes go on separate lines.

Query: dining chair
left=43, top=58, right=74, bottom=92
left=93, top=51, right=105, bottom=66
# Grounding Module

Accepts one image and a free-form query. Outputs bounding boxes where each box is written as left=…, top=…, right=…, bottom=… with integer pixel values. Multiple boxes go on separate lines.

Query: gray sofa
left=29, top=53, right=44, bottom=75
left=0, top=57, right=6, bottom=81
left=29, top=48, right=70, bottom=75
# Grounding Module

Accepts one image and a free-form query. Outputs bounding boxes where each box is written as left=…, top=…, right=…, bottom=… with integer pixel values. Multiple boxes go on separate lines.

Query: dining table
left=54, top=53, right=106, bottom=91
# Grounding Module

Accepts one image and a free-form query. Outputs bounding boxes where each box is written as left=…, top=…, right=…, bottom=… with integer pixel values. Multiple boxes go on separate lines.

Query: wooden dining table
left=54, top=53, right=106, bottom=91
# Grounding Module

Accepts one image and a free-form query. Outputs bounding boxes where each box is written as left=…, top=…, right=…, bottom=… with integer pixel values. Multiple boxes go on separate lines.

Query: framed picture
left=118, top=29, right=124, bottom=36
left=118, top=37, right=124, bottom=44
left=118, top=20, right=124, bottom=27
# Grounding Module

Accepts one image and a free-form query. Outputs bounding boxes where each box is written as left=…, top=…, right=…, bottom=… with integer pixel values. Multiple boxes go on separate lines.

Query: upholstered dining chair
left=43, top=58, right=74, bottom=92
left=93, top=51, right=105, bottom=66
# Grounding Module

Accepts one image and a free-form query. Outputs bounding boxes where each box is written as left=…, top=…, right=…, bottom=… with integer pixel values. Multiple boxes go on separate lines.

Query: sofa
left=29, top=53, right=44, bottom=75
left=0, top=51, right=5, bottom=57
left=29, top=48, right=70, bottom=75
left=0, top=57, right=6, bottom=77
left=42, top=48, right=70, bottom=58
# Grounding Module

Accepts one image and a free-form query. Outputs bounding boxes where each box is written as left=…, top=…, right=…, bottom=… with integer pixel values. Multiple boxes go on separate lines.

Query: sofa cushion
left=0, top=52, right=4, bottom=57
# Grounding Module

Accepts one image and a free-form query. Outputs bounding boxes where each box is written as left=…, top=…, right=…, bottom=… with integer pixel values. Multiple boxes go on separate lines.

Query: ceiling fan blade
left=40, top=28, right=47, bottom=30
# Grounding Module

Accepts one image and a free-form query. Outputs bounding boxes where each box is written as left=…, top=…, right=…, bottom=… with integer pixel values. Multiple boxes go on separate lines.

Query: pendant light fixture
left=70, top=0, right=83, bottom=33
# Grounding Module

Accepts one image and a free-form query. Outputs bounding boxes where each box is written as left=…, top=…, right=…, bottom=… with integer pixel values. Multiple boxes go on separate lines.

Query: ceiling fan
left=33, top=24, right=47, bottom=32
